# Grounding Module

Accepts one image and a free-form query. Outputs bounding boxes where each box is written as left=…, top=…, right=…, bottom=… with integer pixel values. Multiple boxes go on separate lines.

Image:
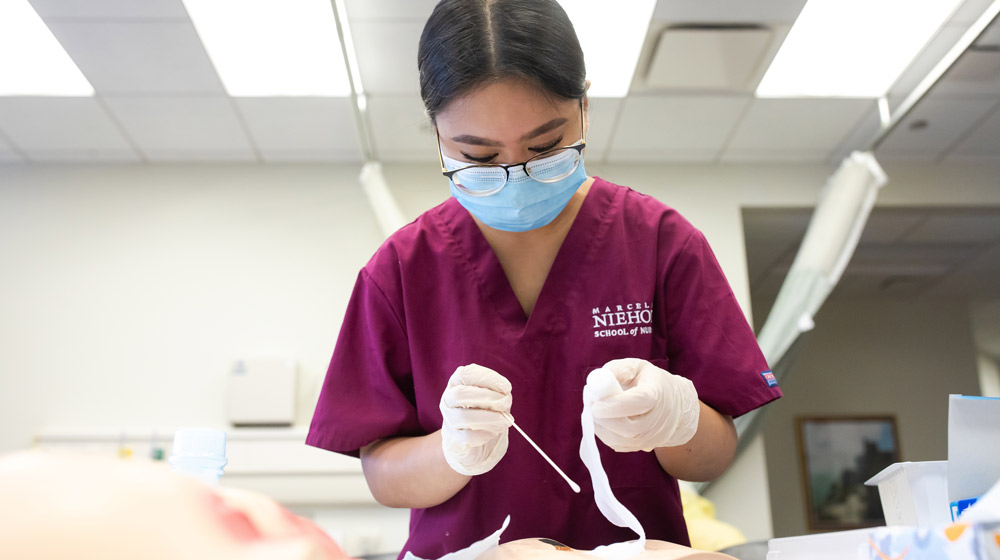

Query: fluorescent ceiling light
left=756, top=0, right=962, bottom=98
left=0, top=0, right=94, bottom=96
left=558, top=0, right=657, bottom=98
left=181, top=0, right=350, bottom=96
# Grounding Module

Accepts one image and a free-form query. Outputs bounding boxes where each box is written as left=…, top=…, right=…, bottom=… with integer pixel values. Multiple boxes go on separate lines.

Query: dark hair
left=418, top=0, right=587, bottom=122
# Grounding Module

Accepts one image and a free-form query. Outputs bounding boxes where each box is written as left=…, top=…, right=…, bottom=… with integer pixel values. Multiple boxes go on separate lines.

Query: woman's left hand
left=587, top=358, right=701, bottom=452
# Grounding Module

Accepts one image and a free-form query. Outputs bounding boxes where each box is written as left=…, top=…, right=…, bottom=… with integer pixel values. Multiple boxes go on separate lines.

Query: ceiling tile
left=352, top=22, right=423, bottom=95
left=877, top=96, right=997, bottom=160
left=0, top=98, right=133, bottom=155
left=858, top=210, right=925, bottom=243
left=46, top=21, right=224, bottom=95
left=29, top=151, right=141, bottom=163
left=367, top=95, right=434, bottom=161
left=103, top=97, right=255, bottom=161
left=29, top=0, right=190, bottom=19
left=829, top=106, right=882, bottom=164
left=608, top=95, right=750, bottom=161
left=653, top=0, right=807, bottom=24
left=742, top=208, right=809, bottom=286
left=948, top=102, right=1000, bottom=160
left=722, top=98, right=872, bottom=162
left=850, top=242, right=979, bottom=272
left=831, top=274, right=932, bottom=299
left=904, top=211, right=1000, bottom=243
left=345, top=0, right=436, bottom=21
left=931, top=239, right=1000, bottom=298
left=235, top=98, right=363, bottom=162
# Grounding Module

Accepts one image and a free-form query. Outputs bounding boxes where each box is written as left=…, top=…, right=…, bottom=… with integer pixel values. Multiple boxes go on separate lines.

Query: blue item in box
left=955, top=498, right=982, bottom=521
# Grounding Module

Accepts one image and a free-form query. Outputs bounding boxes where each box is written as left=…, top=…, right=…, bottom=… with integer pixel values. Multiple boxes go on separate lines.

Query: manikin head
left=0, top=450, right=349, bottom=560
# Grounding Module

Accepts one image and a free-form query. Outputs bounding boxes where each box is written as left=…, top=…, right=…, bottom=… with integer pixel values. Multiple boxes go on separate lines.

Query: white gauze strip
left=579, top=367, right=646, bottom=558
left=402, top=516, right=511, bottom=560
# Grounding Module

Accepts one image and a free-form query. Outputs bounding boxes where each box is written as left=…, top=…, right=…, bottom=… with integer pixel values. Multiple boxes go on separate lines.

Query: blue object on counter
left=950, top=497, right=979, bottom=521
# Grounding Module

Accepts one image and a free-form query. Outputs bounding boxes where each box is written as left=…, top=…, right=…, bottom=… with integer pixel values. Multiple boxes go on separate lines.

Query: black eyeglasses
left=436, top=100, right=587, bottom=197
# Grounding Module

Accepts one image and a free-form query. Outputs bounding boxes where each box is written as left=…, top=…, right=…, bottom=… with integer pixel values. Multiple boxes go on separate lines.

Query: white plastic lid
left=171, top=428, right=226, bottom=459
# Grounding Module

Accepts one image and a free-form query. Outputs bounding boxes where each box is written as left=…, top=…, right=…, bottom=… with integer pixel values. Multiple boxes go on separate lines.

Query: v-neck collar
left=434, top=178, right=615, bottom=338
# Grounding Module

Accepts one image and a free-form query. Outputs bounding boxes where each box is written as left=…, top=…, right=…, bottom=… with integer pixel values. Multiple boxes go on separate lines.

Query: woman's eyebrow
left=520, top=117, right=567, bottom=141
left=449, top=134, right=503, bottom=147
left=449, top=117, right=569, bottom=147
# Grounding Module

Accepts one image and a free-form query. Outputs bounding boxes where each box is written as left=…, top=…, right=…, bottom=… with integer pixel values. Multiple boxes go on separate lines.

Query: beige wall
left=762, top=298, right=983, bottom=538
left=0, top=164, right=381, bottom=452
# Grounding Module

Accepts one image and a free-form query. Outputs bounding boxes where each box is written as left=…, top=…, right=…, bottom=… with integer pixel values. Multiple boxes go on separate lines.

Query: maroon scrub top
left=307, top=177, right=781, bottom=558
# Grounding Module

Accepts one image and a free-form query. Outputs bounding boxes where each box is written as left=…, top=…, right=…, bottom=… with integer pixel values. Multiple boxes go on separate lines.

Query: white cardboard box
left=767, top=528, right=872, bottom=559
left=864, top=461, right=951, bottom=527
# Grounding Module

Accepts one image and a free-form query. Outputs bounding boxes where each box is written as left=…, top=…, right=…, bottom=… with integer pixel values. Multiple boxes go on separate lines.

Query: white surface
left=864, top=461, right=951, bottom=527
left=948, top=394, right=1000, bottom=501
left=766, top=528, right=873, bottom=559
left=227, top=358, right=297, bottom=426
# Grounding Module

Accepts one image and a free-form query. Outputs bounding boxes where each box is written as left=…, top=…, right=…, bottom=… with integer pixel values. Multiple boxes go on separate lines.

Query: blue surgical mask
left=444, top=152, right=587, bottom=232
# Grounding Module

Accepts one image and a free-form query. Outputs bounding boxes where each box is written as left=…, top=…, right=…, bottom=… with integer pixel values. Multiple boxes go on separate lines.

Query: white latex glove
left=439, top=364, right=513, bottom=476
left=586, top=358, right=700, bottom=453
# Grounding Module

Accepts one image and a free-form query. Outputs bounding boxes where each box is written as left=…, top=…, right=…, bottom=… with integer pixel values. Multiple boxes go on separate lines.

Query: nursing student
left=307, top=0, right=782, bottom=556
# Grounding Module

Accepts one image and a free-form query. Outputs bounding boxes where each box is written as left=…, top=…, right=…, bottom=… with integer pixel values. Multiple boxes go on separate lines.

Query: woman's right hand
left=439, top=364, right=513, bottom=475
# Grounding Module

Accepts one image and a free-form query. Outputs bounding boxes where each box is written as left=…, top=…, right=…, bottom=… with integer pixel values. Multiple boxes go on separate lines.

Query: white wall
left=2, top=160, right=999, bottom=549
left=0, top=164, right=381, bottom=452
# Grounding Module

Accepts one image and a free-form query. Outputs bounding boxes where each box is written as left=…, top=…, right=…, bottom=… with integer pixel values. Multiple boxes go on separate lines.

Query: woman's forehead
left=436, top=80, right=577, bottom=136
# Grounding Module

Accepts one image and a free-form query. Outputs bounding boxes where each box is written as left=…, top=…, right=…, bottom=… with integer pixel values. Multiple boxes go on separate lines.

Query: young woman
left=307, top=1, right=782, bottom=557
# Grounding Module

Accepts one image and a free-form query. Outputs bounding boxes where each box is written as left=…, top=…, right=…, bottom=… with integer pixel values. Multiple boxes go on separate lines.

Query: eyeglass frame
left=436, top=98, right=587, bottom=198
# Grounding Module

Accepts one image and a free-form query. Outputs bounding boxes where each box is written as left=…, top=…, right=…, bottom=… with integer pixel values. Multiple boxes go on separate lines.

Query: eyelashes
left=460, top=137, right=564, bottom=164
left=461, top=152, right=497, bottom=163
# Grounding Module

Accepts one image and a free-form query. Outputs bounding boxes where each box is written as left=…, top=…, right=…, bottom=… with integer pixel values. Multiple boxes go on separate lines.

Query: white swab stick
left=504, top=413, right=581, bottom=493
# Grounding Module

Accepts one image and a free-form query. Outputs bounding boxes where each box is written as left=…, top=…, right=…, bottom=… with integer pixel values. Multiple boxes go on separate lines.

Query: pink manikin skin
left=0, top=450, right=350, bottom=560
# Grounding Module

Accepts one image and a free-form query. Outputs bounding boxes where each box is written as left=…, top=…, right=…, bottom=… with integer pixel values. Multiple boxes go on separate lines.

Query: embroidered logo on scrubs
left=591, top=302, right=653, bottom=338
left=760, top=370, right=778, bottom=388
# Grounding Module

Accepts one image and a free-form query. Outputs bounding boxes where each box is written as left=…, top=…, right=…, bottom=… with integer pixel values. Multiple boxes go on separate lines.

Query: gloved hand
left=439, top=364, right=514, bottom=476
left=586, top=358, right=700, bottom=452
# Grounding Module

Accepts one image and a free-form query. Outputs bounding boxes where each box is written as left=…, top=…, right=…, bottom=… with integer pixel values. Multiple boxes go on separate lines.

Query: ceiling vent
left=645, top=25, right=773, bottom=92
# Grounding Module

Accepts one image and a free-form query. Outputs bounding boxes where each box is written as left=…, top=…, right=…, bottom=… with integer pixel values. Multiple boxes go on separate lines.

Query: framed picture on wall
left=796, top=415, right=900, bottom=531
